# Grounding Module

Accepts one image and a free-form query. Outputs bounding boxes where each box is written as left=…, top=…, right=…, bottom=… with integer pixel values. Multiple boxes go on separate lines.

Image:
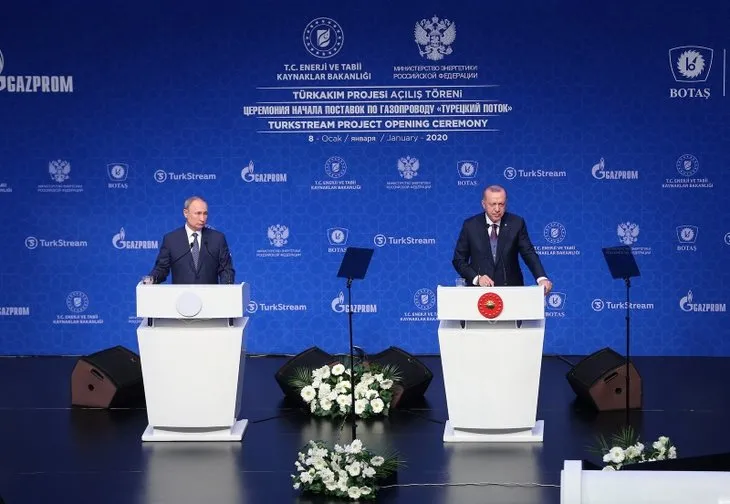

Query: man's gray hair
left=483, top=185, right=507, bottom=197
left=184, top=196, right=206, bottom=209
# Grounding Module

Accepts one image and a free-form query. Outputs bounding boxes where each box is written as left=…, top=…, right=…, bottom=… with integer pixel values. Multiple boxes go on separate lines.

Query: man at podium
left=452, top=185, right=552, bottom=294
left=144, top=196, right=235, bottom=284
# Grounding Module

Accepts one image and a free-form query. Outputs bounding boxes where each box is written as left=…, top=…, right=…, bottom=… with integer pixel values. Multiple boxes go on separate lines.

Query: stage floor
left=0, top=354, right=729, bottom=504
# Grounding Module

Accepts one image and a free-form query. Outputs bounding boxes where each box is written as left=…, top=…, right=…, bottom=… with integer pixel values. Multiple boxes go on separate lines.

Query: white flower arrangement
left=292, top=439, right=402, bottom=500
left=289, top=361, right=401, bottom=419
left=591, top=427, right=678, bottom=471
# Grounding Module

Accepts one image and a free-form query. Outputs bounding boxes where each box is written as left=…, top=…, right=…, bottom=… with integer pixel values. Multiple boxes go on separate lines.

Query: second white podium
left=136, top=282, right=250, bottom=442
left=437, top=285, right=546, bottom=443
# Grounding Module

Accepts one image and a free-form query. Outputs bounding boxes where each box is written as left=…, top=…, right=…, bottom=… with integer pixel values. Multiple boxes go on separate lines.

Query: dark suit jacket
left=452, top=212, right=546, bottom=286
left=149, top=226, right=235, bottom=284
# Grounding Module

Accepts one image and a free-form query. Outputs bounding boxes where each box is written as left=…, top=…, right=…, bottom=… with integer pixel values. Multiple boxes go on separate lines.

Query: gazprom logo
left=241, top=161, right=287, bottom=183
left=679, top=290, right=726, bottom=313
left=330, top=291, right=377, bottom=313
left=591, top=158, right=639, bottom=180
left=0, top=49, right=74, bottom=93
left=112, top=228, right=158, bottom=250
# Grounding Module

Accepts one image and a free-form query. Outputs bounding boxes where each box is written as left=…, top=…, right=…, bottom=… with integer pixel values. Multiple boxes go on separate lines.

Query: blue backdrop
left=1, top=0, right=729, bottom=356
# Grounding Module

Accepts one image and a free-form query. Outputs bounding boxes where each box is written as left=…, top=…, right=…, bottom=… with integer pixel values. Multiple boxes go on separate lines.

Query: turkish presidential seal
left=477, top=292, right=503, bottom=319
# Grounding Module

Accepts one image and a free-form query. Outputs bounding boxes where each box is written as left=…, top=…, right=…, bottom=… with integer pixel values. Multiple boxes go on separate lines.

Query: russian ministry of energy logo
left=303, top=18, right=344, bottom=59
left=414, top=16, right=456, bottom=61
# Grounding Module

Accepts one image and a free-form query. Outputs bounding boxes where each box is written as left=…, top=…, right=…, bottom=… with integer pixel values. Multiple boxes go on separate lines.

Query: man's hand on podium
left=477, top=275, right=495, bottom=287
left=538, top=278, right=552, bottom=295
left=141, top=275, right=155, bottom=285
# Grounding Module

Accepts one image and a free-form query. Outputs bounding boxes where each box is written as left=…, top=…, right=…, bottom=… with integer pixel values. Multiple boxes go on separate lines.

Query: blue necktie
left=490, top=223, right=498, bottom=260
left=191, top=232, right=200, bottom=269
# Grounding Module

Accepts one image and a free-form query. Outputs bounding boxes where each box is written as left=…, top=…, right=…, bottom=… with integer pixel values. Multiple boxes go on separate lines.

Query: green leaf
left=287, top=367, right=313, bottom=390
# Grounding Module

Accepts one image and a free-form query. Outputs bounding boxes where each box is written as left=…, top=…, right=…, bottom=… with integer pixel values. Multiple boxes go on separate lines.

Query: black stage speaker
left=71, top=346, right=145, bottom=408
left=275, top=347, right=333, bottom=403
left=566, top=347, right=641, bottom=411
left=369, top=346, right=433, bottom=405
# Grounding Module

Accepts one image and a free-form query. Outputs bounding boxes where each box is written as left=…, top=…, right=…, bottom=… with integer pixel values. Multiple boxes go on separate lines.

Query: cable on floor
left=380, top=481, right=560, bottom=490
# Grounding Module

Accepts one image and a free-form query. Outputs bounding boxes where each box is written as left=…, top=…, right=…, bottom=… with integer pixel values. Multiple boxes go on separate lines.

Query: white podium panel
left=560, top=460, right=730, bottom=504
left=136, top=283, right=250, bottom=442
left=437, top=285, right=546, bottom=443
left=136, top=283, right=249, bottom=319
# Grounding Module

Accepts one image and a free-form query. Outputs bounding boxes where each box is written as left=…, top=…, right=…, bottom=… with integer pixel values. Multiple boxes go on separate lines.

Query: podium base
left=443, top=419, right=544, bottom=443
left=141, top=419, right=248, bottom=442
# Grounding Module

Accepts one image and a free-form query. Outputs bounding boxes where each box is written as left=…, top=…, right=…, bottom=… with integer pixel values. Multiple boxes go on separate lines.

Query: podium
left=437, top=285, right=545, bottom=443
left=135, top=282, right=250, bottom=442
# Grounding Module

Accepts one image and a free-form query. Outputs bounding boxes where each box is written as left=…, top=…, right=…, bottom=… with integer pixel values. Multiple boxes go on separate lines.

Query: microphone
left=170, top=241, right=195, bottom=267
left=500, top=222, right=508, bottom=286
left=502, top=258, right=508, bottom=286
left=203, top=240, right=216, bottom=260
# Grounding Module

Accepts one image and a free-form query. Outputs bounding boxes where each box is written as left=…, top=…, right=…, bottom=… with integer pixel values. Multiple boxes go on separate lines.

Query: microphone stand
left=624, top=276, right=631, bottom=428
left=346, top=277, right=357, bottom=442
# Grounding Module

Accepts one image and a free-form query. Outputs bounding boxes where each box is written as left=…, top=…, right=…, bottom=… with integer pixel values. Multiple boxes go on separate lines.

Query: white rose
left=354, top=399, right=368, bottom=415
left=300, top=386, right=316, bottom=403
left=602, top=465, right=615, bottom=471
left=668, top=446, right=677, bottom=459
left=310, top=400, right=317, bottom=413
left=348, top=487, right=362, bottom=499
left=346, top=461, right=362, bottom=476
left=320, top=366, right=331, bottom=379
left=300, top=472, right=313, bottom=484
left=625, top=445, right=641, bottom=459
left=361, top=486, right=372, bottom=495
left=362, top=466, right=376, bottom=478
left=380, top=379, right=393, bottom=390
left=318, top=384, right=332, bottom=400
left=348, top=439, right=363, bottom=453
left=366, top=389, right=379, bottom=400
left=371, top=398, right=385, bottom=414
left=293, top=482, right=301, bottom=489
left=312, top=378, right=322, bottom=389
left=658, top=436, right=669, bottom=445
left=370, top=456, right=385, bottom=467
left=332, top=363, right=346, bottom=376
left=338, top=478, right=349, bottom=492
left=374, top=373, right=384, bottom=382
left=337, top=394, right=352, bottom=408
left=320, top=398, right=333, bottom=411
left=608, top=447, right=625, bottom=464
left=602, top=453, right=611, bottom=463
left=634, top=442, right=644, bottom=453
left=325, top=482, right=338, bottom=491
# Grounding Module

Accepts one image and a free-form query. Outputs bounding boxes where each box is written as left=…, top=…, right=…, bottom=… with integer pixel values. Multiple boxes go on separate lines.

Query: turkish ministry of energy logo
left=669, top=46, right=713, bottom=83
left=303, top=18, right=344, bottom=58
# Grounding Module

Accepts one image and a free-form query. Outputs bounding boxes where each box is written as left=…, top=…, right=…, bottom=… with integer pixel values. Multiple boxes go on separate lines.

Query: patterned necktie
left=191, top=232, right=200, bottom=269
left=490, top=223, right=498, bottom=260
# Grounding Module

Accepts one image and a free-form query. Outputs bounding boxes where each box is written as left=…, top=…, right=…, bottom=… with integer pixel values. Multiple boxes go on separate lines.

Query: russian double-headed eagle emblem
left=414, top=16, right=456, bottom=61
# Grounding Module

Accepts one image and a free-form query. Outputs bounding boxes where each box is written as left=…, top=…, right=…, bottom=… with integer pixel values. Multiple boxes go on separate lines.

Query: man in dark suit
left=452, top=185, right=552, bottom=293
left=145, top=196, right=235, bottom=284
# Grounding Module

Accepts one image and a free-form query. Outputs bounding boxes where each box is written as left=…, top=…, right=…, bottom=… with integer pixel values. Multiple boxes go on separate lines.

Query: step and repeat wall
left=1, top=1, right=729, bottom=356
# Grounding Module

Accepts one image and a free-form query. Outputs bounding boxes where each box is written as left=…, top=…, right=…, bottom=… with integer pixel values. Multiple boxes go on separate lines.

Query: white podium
left=136, top=282, right=250, bottom=442
left=437, top=285, right=546, bottom=443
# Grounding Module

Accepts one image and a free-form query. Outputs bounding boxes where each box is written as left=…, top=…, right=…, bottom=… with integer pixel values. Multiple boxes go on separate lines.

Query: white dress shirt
left=185, top=224, right=202, bottom=249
